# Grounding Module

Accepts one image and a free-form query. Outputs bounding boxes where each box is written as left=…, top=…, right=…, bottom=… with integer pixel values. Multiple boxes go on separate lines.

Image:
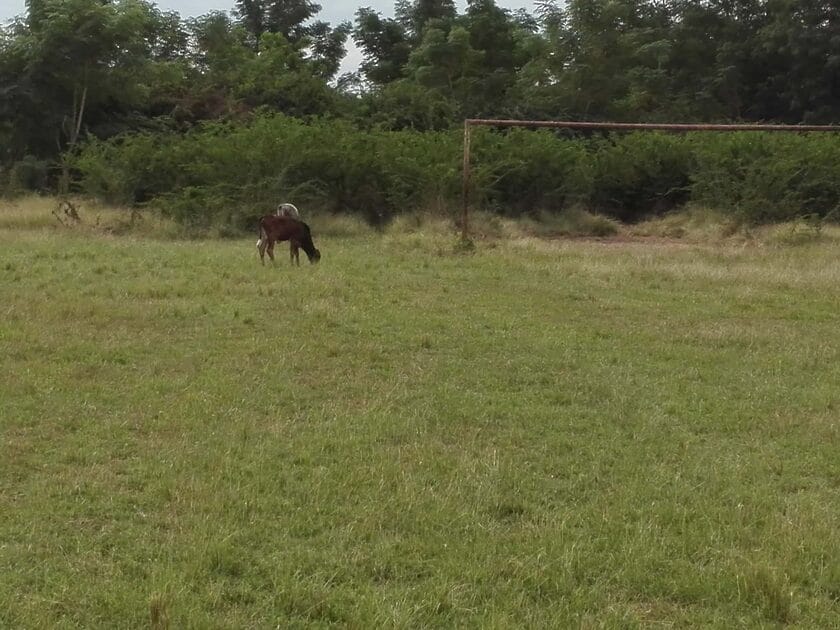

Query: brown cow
left=256, top=215, right=321, bottom=265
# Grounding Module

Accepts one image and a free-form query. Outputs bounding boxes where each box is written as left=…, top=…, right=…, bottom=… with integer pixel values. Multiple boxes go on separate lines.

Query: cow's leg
left=266, top=239, right=275, bottom=264
left=257, top=237, right=267, bottom=264
left=290, top=241, right=300, bottom=266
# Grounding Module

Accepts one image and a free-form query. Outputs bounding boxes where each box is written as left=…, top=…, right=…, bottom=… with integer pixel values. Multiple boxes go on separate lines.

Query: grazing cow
left=257, top=215, right=321, bottom=265
left=256, top=202, right=302, bottom=259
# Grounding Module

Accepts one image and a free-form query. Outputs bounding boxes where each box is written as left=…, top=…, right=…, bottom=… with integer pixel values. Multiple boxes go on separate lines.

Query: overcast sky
left=1, top=1, right=539, bottom=75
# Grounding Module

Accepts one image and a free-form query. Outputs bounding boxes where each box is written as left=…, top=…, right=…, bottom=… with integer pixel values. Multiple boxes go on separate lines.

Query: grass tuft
left=740, top=565, right=795, bottom=624
left=148, top=592, right=170, bottom=630
left=521, top=207, right=621, bottom=238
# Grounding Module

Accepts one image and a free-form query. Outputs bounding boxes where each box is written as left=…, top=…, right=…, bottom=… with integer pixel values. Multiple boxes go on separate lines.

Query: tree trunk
left=59, top=79, right=87, bottom=196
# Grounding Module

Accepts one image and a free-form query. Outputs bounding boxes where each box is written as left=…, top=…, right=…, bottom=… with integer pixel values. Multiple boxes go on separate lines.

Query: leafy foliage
left=587, top=132, right=693, bottom=221
left=3, top=0, right=840, bottom=223
left=71, top=113, right=840, bottom=226
left=691, top=132, right=840, bottom=223
left=73, top=115, right=461, bottom=225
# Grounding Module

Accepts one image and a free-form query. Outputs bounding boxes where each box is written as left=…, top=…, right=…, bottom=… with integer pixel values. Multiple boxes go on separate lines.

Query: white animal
left=275, top=203, right=300, bottom=218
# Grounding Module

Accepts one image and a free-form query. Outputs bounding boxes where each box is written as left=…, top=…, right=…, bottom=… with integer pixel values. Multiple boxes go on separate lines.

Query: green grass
left=2, top=201, right=840, bottom=627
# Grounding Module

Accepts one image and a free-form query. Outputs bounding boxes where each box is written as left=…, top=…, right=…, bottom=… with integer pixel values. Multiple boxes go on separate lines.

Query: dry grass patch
left=308, top=212, right=373, bottom=238
left=0, top=195, right=183, bottom=238
left=0, top=195, right=62, bottom=230
left=629, top=205, right=742, bottom=242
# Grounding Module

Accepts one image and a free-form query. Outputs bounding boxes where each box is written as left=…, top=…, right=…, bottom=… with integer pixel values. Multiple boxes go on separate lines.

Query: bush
left=690, top=132, right=840, bottom=224
left=588, top=132, right=693, bottom=222
left=72, top=114, right=840, bottom=228
left=471, top=128, right=592, bottom=215
left=521, top=207, right=620, bottom=238
left=75, top=114, right=462, bottom=227
left=6, top=156, right=50, bottom=193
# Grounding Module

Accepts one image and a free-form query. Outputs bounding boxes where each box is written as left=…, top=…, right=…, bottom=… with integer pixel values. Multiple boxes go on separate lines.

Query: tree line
left=2, top=0, right=839, bottom=222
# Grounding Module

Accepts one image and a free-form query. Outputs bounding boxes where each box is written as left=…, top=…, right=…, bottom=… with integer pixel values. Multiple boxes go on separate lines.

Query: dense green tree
left=1, top=0, right=172, bottom=185
left=462, top=0, right=539, bottom=116
left=396, top=0, right=457, bottom=40
left=189, top=11, right=250, bottom=77
left=360, top=79, right=454, bottom=130
left=753, top=0, right=840, bottom=123
left=234, top=0, right=350, bottom=81
left=308, top=19, right=352, bottom=80
left=542, top=0, right=665, bottom=119
left=179, top=12, right=252, bottom=121
left=234, top=31, right=335, bottom=115
left=234, top=0, right=321, bottom=44
left=405, top=23, right=483, bottom=119
left=353, top=7, right=412, bottom=85
left=5, top=0, right=840, bottom=196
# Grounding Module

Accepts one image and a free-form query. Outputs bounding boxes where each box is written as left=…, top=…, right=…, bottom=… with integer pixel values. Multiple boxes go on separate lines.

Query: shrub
left=471, top=128, right=592, bottom=215
left=7, top=155, right=50, bottom=193
left=75, top=115, right=462, bottom=227
left=72, top=114, right=840, bottom=228
left=588, top=132, right=693, bottom=222
left=690, top=132, right=840, bottom=224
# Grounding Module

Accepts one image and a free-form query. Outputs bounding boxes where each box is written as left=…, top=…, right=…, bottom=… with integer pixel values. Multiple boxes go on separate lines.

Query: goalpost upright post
left=460, top=118, right=840, bottom=241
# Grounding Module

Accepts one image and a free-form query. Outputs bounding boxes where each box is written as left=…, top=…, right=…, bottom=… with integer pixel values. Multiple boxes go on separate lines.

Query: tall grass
left=2, top=202, right=839, bottom=627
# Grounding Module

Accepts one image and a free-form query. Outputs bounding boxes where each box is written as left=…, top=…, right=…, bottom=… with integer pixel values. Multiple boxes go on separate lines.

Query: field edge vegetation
left=4, top=195, right=840, bottom=248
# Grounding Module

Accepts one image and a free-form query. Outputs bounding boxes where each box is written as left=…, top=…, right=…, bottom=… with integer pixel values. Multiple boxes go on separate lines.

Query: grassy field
left=1, top=199, right=839, bottom=627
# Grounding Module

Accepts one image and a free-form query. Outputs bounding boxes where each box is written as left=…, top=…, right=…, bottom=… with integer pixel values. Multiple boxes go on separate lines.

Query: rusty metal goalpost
left=460, top=118, right=840, bottom=241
